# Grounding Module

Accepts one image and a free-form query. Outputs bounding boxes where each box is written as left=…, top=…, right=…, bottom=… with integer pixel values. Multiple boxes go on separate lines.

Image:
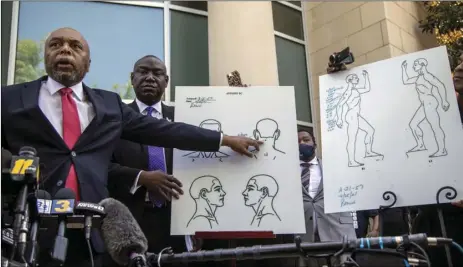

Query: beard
left=45, top=61, right=87, bottom=87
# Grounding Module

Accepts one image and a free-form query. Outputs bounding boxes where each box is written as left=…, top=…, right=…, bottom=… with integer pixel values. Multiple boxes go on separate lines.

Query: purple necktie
left=145, top=106, right=166, bottom=208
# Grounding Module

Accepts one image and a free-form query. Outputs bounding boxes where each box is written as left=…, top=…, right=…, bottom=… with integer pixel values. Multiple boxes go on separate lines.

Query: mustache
left=55, top=57, right=76, bottom=66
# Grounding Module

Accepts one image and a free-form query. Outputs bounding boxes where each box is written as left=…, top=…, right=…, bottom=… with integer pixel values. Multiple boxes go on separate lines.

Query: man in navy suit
left=108, top=55, right=188, bottom=261
left=1, top=27, right=262, bottom=267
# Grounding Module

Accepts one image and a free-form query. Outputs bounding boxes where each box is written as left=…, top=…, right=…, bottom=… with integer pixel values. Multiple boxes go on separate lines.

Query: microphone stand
left=146, top=234, right=447, bottom=266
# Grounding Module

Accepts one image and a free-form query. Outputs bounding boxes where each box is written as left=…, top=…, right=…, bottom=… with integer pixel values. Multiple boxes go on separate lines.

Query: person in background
left=108, top=55, right=189, bottom=263
left=1, top=27, right=262, bottom=267
left=297, top=130, right=356, bottom=267
left=353, top=210, right=380, bottom=238
left=413, top=51, right=463, bottom=267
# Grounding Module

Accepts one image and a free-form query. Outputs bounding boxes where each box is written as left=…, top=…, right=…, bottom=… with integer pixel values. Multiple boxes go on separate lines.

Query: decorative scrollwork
left=379, top=191, right=397, bottom=210
left=436, top=186, right=457, bottom=204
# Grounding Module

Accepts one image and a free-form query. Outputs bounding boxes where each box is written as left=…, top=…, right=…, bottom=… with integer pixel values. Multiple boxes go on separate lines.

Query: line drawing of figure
left=251, top=118, right=286, bottom=159
left=401, top=58, right=450, bottom=158
left=242, top=174, right=281, bottom=227
left=183, top=119, right=230, bottom=162
left=186, top=175, right=226, bottom=229
left=335, top=70, right=384, bottom=167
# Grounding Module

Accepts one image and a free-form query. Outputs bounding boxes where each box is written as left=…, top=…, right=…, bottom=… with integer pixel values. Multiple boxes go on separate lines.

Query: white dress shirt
left=38, top=77, right=94, bottom=137
left=300, top=156, right=322, bottom=198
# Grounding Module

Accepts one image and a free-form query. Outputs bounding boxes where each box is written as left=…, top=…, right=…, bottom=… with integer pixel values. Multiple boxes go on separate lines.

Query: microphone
left=50, top=188, right=76, bottom=265
left=99, top=198, right=148, bottom=266
left=73, top=201, right=105, bottom=240
left=26, top=190, right=52, bottom=266
left=9, top=147, right=39, bottom=261
left=1, top=148, right=12, bottom=172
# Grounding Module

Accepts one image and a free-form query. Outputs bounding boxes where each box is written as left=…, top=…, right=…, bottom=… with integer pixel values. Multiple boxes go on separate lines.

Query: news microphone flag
left=36, top=199, right=75, bottom=215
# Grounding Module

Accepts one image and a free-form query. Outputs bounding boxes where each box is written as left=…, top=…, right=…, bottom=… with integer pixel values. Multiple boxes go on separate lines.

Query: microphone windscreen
left=99, top=198, right=148, bottom=266
left=1, top=149, right=12, bottom=169
left=54, top=188, right=76, bottom=200
left=36, top=190, right=52, bottom=200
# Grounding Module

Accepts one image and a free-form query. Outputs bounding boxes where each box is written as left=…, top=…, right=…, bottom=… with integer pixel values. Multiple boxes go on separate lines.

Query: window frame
left=6, top=1, right=207, bottom=104
left=273, top=1, right=316, bottom=132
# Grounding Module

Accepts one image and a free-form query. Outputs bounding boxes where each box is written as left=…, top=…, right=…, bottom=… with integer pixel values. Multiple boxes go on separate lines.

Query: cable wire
left=86, top=239, right=94, bottom=267
left=410, top=242, right=430, bottom=267
left=452, top=241, right=463, bottom=256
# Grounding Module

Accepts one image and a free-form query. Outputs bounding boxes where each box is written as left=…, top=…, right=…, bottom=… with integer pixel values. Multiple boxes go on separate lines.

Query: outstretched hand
left=336, top=120, right=343, bottom=129
left=362, top=70, right=368, bottom=77
left=222, top=135, right=263, bottom=157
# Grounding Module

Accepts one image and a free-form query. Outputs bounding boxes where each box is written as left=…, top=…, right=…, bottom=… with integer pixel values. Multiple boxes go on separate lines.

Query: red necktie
left=60, top=88, right=81, bottom=200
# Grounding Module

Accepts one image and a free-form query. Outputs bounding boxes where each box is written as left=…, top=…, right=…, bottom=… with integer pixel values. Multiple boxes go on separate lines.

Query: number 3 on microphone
left=51, top=199, right=75, bottom=214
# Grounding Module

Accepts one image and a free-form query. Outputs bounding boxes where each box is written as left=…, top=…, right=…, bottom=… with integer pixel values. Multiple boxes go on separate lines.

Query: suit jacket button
left=57, top=180, right=63, bottom=186
left=309, top=216, right=313, bottom=220
left=71, top=151, right=76, bottom=157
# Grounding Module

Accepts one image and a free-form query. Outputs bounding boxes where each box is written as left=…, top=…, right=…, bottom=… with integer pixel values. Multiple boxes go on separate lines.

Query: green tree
left=14, top=39, right=45, bottom=83
left=419, top=1, right=463, bottom=70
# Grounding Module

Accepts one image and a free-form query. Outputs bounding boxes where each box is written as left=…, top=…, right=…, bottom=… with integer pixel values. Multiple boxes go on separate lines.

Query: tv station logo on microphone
left=37, top=199, right=75, bottom=215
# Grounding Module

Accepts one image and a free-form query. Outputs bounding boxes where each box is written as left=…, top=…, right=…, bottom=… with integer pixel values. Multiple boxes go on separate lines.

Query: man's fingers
left=157, top=187, right=171, bottom=201
left=241, top=148, right=254, bottom=158
left=161, top=185, right=180, bottom=200
left=168, top=175, right=183, bottom=187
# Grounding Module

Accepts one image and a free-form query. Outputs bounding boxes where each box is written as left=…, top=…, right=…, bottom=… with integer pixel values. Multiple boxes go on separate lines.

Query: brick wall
left=303, top=1, right=437, bottom=151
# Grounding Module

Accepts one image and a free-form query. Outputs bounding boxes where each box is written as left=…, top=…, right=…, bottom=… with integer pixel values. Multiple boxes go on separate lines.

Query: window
left=171, top=1, right=207, bottom=11
left=13, top=1, right=164, bottom=99
left=1, top=1, right=13, bottom=86
left=169, top=2, right=208, bottom=102
left=272, top=1, right=312, bottom=126
left=272, top=1, right=303, bottom=40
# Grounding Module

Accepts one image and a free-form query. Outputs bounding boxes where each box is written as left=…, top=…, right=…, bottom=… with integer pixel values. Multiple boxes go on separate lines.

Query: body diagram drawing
left=183, top=119, right=230, bottom=162
left=401, top=58, right=449, bottom=158
left=242, top=174, right=281, bottom=227
left=187, top=175, right=226, bottom=229
left=336, top=70, right=384, bottom=167
left=251, top=118, right=286, bottom=159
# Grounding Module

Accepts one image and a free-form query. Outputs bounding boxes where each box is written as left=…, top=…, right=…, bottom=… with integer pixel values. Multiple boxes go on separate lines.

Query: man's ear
left=165, top=75, right=170, bottom=85
left=274, top=129, right=281, bottom=140
left=261, top=187, right=269, bottom=197
left=200, top=188, right=207, bottom=199
left=130, top=72, right=134, bottom=82
left=253, top=129, right=260, bottom=140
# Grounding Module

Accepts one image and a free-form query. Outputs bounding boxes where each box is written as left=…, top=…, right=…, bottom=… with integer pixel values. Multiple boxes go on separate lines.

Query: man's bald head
left=44, top=27, right=91, bottom=87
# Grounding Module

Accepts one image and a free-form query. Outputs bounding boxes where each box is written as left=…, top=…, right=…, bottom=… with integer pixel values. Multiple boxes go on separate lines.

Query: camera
left=327, top=47, right=355, bottom=74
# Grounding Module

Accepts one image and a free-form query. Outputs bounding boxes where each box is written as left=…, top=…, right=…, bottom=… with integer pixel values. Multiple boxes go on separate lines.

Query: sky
left=17, top=1, right=164, bottom=93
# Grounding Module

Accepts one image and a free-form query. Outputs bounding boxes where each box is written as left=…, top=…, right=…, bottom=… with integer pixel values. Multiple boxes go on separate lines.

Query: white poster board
left=170, top=86, right=305, bottom=235
left=319, top=46, right=463, bottom=214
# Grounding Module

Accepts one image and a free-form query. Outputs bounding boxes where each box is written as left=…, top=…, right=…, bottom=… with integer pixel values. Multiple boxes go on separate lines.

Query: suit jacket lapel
left=74, top=83, right=104, bottom=149
left=20, top=76, right=67, bottom=149
left=129, top=101, right=149, bottom=169
left=315, top=159, right=324, bottom=198
left=161, top=102, right=174, bottom=122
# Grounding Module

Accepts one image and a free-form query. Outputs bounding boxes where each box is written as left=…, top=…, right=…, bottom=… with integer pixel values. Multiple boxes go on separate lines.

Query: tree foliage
left=419, top=1, right=463, bottom=70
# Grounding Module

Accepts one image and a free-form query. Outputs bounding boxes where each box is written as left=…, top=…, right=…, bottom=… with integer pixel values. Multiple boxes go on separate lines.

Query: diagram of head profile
left=242, top=174, right=281, bottom=227
left=252, top=118, right=286, bottom=158
left=187, top=175, right=226, bottom=229
left=183, top=119, right=230, bottom=162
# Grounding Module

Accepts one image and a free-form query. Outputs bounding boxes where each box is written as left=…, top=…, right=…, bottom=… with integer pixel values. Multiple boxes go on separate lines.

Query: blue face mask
left=299, top=144, right=315, bottom=161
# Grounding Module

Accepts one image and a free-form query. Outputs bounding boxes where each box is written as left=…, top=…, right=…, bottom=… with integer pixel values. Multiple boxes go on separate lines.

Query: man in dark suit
left=108, top=55, right=187, bottom=258
left=1, top=27, right=262, bottom=267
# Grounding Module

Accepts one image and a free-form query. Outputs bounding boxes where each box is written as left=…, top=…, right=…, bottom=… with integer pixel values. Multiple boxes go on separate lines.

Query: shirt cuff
left=219, top=133, right=223, bottom=146
left=130, top=170, right=143, bottom=194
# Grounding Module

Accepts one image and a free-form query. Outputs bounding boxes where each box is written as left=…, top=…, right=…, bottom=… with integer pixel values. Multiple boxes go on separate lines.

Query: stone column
left=208, top=1, right=279, bottom=86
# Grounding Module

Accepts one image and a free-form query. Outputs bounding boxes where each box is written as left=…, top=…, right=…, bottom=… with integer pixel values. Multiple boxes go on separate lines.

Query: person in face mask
left=297, top=130, right=357, bottom=267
